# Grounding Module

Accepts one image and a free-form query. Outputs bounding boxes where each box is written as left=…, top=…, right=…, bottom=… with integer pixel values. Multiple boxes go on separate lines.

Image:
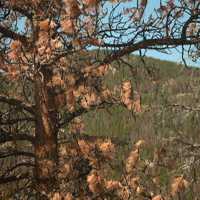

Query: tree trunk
left=34, top=75, right=59, bottom=195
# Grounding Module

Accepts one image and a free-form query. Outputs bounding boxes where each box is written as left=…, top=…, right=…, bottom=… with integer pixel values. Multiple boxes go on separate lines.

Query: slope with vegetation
left=1, top=0, right=200, bottom=199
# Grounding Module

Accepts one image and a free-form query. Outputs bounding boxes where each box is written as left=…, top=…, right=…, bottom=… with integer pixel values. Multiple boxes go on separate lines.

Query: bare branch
left=0, top=173, right=30, bottom=184
left=0, top=25, right=28, bottom=44
left=59, top=100, right=118, bottom=128
left=0, top=128, right=35, bottom=144
left=60, top=134, right=128, bottom=147
left=102, top=37, right=200, bottom=65
left=0, top=117, right=35, bottom=125
left=0, top=95, right=35, bottom=115
left=167, top=103, right=200, bottom=112
left=0, top=151, right=35, bottom=159
left=1, top=162, right=35, bottom=177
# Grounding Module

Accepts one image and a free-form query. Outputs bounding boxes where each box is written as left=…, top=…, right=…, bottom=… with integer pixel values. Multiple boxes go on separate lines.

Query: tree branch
left=59, top=101, right=117, bottom=128
left=102, top=37, right=200, bottom=65
left=0, top=117, right=35, bottom=125
left=0, top=173, right=30, bottom=184
left=1, top=162, right=34, bottom=177
left=0, top=95, right=35, bottom=115
left=0, top=25, right=28, bottom=44
left=0, top=128, right=35, bottom=144
left=167, top=103, right=200, bottom=112
left=8, top=6, right=32, bottom=19
left=0, top=151, right=35, bottom=159
left=60, top=135, right=128, bottom=147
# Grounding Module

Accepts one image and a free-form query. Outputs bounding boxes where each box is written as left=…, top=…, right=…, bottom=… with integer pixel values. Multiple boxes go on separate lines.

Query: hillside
left=79, top=56, right=200, bottom=193
left=1, top=55, right=200, bottom=199
left=84, top=55, right=200, bottom=138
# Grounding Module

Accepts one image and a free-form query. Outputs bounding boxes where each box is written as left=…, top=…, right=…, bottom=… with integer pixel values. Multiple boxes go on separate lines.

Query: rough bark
left=34, top=74, right=59, bottom=194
